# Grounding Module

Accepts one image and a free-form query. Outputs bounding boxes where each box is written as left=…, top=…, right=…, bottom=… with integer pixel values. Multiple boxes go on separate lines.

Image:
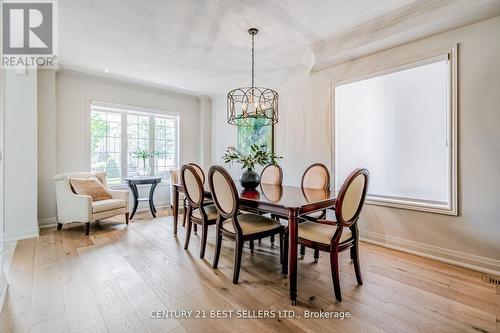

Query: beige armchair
left=54, top=172, right=129, bottom=235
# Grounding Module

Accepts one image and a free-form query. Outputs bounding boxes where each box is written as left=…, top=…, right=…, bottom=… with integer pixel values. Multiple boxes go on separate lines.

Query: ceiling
left=58, top=0, right=421, bottom=95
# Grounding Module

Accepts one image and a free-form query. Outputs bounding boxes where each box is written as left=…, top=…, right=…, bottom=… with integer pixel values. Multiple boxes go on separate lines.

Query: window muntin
left=90, top=101, right=179, bottom=183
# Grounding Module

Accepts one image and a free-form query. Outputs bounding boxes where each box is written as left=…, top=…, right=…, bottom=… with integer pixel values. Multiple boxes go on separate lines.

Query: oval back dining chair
left=260, top=164, right=283, bottom=185
left=297, top=168, right=369, bottom=302
left=299, top=163, right=331, bottom=260
left=301, top=163, right=330, bottom=190
left=208, top=165, right=287, bottom=284
left=188, top=163, right=206, bottom=184
left=258, top=164, right=284, bottom=247
left=181, top=165, right=218, bottom=259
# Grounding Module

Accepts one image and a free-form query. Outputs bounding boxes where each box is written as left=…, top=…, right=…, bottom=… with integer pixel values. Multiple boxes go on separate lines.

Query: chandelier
left=227, top=28, right=278, bottom=126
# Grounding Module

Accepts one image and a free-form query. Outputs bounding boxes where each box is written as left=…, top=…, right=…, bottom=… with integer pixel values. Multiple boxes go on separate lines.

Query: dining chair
left=188, top=162, right=206, bottom=184
left=208, top=165, right=288, bottom=284
left=260, top=164, right=283, bottom=185
left=297, top=168, right=369, bottom=302
left=170, top=169, right=190, bottom=228
left=300, top=163, right=331, bottom=261
left=258, top=164, right=283, bottom=248
left=181, top=164, right=218, bottom=259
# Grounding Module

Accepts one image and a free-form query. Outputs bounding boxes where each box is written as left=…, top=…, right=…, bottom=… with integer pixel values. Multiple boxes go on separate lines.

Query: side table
left=124, top=176, right=162, bottom=219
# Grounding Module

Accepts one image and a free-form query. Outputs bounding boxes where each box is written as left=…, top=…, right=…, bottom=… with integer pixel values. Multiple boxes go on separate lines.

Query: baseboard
left=3, top=226, right=39, bottom=242
left=0, top=272, right=8, bottom=313
left=360, top=230, right=500, bottom=276
left=39, top=201, right=170, bottom=229
left=38, top=216, right=57, bottom=228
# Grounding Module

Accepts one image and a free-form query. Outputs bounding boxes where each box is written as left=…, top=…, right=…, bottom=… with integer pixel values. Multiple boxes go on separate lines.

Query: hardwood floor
left=0, top=209, right=499, bottom=333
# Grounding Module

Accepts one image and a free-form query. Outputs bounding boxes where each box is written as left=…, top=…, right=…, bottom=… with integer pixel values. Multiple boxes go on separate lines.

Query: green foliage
left=223, top=144, right=282, bottom=171
left=106, top=158, right=120, bottom=178
left=91, top=113, right=107, bottom=152
left=132, top=149, right=163, bottom=168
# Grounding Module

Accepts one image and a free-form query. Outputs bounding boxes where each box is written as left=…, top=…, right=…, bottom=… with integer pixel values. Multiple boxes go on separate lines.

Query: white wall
left=37, top=70, right=205, bottom=223
left=38, top=70, right=57, bottom=221
left=211, top=16, right=500, bottom=274
left=4, top=69, right=39, bottom=240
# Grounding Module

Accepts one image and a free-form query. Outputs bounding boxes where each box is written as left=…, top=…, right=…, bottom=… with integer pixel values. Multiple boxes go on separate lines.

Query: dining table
left=170, top=181, right=337, bottom=305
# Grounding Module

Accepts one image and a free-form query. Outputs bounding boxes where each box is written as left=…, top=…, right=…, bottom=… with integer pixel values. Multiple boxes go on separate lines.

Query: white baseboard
left=39, top=201, right=170, bottom=229
left=360, top=230, right=500, bottom=276
left=0, top=272, right=8, bottom=313
left=4, top=226, right=39, bottom=242
left=38, top=216, right=58, bottom=228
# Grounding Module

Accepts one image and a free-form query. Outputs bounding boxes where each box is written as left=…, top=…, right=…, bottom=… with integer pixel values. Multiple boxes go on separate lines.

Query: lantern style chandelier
left=227, top=28, right=278, bottom=126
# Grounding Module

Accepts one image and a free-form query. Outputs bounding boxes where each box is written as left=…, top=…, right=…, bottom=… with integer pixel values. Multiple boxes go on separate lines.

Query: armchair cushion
left=69, top=176, right=112, bottom=201
left=92, top=199, right=127, bottom=214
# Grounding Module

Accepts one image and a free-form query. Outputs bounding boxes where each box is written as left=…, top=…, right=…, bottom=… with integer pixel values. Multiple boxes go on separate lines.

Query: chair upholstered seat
left=222, top=213, right=282, bottom=235
left=92, top=199, right=127, bottom=213
left=298, top=222, right=352, bottom=245
left=192, top=204, right=218, bottom=220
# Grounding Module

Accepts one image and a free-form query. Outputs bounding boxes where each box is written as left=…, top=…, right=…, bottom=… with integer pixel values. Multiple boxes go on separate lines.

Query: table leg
left=172, top=186, right=179, bottom=235
left=288, top=209, right=299, bottom=305
left=128, top=183, right=139, bottom=220
left=148, top=183, right=158, bottom=218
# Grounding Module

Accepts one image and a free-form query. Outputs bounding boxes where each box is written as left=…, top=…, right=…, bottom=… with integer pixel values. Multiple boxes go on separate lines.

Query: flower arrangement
left=223, top=144, right=282, bottom=171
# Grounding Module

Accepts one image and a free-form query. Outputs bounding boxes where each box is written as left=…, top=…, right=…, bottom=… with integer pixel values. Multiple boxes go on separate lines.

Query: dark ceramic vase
left=240, top=169, right=260, bottom=190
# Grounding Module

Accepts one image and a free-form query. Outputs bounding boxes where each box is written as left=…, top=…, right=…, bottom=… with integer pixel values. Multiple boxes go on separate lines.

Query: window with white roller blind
left=334, top=50, right=457, bottom=215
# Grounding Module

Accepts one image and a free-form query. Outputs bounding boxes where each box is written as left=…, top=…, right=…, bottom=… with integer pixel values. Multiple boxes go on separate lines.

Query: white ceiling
left=58, top=0, right=420, bottom=95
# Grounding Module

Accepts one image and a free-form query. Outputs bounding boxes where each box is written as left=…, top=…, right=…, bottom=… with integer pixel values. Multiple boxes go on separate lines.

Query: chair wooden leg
left=194, top=224, right=197, bottom=235
left=200, top=223, right=208, bottom=259
left=85, top=222, right=90, bottom=236
left=57, top=223, right=63, bottom=231
left=125, top=212, right=129, bottom=225
left=182, top=200, right=188, bottom=227
left=184, top=220, right=192, bottom=250
left=300, top=245, right=305, bottom=259
left=351, top=244, right=363, bottom=285
left=213, top=233, right=222, bottom=269
left=313, top=249, right=319, bottom=263
left=249, top=240, right=254, bottom=253
left=270, top=234, right=275, bottom=247
left=330, top=250, right=342, bottom=302
left=232, top=240, right=243, bottom=284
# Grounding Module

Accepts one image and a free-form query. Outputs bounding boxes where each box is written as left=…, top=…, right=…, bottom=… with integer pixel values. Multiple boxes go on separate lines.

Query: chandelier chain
left=251, top=33, right=255, bottom=88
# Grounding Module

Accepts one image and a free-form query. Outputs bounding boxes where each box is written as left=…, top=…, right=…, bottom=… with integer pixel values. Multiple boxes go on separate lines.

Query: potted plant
left=132, top=149, right=161, bottom=176
left=223, top=144, right=282, bottom=190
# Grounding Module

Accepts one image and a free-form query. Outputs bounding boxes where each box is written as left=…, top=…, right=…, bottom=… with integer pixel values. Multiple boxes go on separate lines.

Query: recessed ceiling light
left=104, top=69, right=110, bottom=73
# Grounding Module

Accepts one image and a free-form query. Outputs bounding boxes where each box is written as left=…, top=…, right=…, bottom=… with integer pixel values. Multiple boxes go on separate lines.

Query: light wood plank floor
left=0, top=209, right=499, bottom=333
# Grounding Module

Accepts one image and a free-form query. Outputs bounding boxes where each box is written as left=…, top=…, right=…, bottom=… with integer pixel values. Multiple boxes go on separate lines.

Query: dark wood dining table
left=170, top=181, right=337, bottom=305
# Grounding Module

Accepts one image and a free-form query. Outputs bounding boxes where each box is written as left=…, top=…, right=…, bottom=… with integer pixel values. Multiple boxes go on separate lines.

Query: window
left=90, top=101, right=179, bottom=184
left=334, top=51, right=457, bottom=215
left=90, top=110, right=122, bottom=184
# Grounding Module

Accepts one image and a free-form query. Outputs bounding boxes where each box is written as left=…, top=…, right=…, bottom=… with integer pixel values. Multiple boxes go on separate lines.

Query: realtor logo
left=2, top=1, right=57, bottom=68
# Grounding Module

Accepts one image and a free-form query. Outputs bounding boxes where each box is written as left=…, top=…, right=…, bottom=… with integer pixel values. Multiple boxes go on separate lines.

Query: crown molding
left=57, top=65, right=202, bottom=99
left=308, top=0, right=500, bottom=72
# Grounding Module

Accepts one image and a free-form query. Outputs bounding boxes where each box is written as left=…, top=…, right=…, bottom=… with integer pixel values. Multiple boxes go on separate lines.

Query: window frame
left=87, top=100, right=180, bottom=185
left=331, top=46, right=458, bottom=216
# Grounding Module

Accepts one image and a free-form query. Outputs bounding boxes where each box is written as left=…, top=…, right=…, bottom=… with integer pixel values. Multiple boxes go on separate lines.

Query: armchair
left=54, top=172, right=130, bottom=235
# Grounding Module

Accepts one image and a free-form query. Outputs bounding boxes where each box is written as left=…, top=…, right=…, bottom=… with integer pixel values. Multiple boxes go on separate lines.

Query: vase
left=137, top=166, right=151, bottom=177
left=240, top=169, right=260, bottom=190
